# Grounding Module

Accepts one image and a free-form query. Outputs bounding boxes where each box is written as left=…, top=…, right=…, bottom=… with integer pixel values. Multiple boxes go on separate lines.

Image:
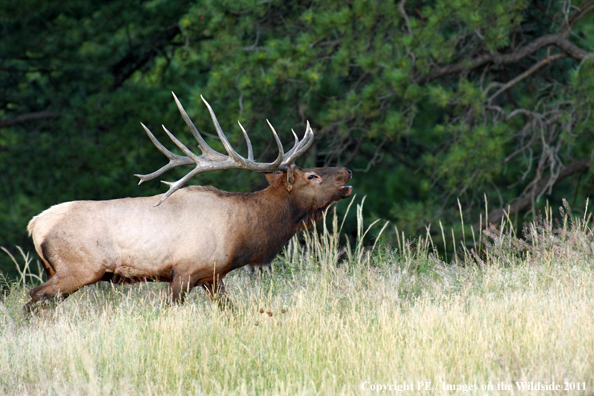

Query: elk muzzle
left=340, top=168, right=353, bottom=197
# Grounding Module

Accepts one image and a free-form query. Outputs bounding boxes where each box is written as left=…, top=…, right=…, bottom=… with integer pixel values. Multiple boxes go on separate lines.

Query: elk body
left=27, top=94, right=352, bottom=306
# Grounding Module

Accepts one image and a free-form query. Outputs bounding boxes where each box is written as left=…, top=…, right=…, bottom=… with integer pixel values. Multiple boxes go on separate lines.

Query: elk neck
left=225, top=183, right=313, bottom=268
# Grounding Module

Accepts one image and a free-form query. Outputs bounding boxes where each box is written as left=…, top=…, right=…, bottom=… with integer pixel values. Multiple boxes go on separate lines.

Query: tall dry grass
left=0, top=198, right=593, bottom=395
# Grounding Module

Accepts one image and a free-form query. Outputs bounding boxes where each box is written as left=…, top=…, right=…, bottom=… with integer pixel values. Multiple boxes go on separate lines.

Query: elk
left=26, top=93, right=352, bottom=307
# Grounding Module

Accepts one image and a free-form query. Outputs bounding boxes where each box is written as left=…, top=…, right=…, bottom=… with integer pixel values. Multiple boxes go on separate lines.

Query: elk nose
left=346, top=168, right=352, bottom=178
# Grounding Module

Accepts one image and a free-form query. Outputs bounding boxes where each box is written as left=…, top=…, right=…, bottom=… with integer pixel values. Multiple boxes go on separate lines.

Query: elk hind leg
left=26, top=275, right=75, bottom=312
left=26, top=267, right=105, bottom=310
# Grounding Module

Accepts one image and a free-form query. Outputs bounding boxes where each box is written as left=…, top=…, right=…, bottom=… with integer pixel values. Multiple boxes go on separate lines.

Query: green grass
left=1, top=199, right=593, bottom=395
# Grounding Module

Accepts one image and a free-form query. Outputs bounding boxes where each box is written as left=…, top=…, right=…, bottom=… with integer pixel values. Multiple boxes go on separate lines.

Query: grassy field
left=1, top=200, right=593, bottom=395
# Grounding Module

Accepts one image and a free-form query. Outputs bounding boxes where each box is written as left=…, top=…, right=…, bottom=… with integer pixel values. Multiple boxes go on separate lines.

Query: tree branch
left=419, top=34, right=590, bottom=84
left=488, top=53, right=567, bottom=102
left=0, top=112, right=59, bottom=129
left=110, top=25, right=181, bottom=90
left=342, top=134, right=366, bottom=167
left=563, top=0, right=594, bottom=36
left=485, top=157, right=592, bottom=225
left=398, top=0, right=412, bottom=35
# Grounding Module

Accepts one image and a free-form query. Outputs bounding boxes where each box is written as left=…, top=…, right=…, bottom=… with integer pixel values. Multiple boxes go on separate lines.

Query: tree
left=2, top=0, right=593, bottom=276
left=0, top=0, right=191, bottom=274
left=177, top=0, right=594, bottom=232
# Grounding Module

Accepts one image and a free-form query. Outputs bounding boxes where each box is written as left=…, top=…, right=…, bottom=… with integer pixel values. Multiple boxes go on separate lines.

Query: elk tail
left=27, top=215, right=57, bottom=278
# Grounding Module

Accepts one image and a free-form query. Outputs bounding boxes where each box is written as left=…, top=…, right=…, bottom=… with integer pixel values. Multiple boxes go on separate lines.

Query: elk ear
left=265, top=171, right=283, bottom=185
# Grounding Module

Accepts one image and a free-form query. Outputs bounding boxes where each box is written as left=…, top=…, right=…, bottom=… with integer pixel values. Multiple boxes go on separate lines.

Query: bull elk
left=26, top=93, right=352, bottom=307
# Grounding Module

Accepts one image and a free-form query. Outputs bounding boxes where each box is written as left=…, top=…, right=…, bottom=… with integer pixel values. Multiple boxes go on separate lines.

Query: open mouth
left=340, top=185, right=353, bottom=197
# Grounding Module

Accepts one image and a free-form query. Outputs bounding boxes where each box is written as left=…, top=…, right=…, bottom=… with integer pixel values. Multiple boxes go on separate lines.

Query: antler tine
left=134, top=123, right=194, bottom=184
left=154, top=166, right=204, bottom=206
left=237, top=121, right=254, bottom=161
left=172, top=92, right=224, bottom=161
left=161, top=125, right=202, bottom=163
left=266, top=119, right=284, bottom=167
left=284, top=129, right=300, bottom=159
left=291, top=129, right=299, bottom=146
left=200, top=95, right=247, bottom=163
left=283, top=121, right=314, bottom=165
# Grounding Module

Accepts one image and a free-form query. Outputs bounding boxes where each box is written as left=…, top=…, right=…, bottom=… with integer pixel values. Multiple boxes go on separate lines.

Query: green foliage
left=2, top=0, right=594, bottom=276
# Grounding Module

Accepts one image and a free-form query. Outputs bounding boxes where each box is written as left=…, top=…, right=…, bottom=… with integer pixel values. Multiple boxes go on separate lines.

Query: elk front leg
left=168, top=273, right=195, bottom=303
left=202, top=280, right=233, bottom=309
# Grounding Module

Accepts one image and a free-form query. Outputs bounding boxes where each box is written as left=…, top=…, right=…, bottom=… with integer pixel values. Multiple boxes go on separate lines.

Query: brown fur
left=26, top=166, right=352, bottom=305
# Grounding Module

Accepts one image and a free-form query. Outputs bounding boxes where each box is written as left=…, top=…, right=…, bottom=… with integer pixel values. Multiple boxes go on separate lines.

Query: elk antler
left=135, top=93, right=314, bottom=206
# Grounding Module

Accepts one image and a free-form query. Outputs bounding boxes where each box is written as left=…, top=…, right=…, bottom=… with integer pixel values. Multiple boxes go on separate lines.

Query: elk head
left=266, top=165, right=352, bottom=203
left=265, top=165, right=352, bottom=228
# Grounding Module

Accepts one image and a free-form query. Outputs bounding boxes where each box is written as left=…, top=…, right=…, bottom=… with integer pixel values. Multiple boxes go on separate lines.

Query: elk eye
left=308, top=174, right=318, bottom=180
